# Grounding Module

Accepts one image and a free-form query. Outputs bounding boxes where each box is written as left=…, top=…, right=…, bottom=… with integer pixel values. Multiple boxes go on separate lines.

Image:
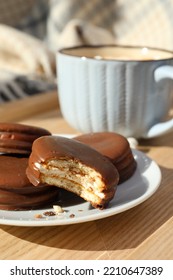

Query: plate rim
left=0, top=136, right=162, bottom=227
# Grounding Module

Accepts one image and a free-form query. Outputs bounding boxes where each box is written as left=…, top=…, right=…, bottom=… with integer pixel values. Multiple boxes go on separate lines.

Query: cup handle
left=144, top=118, right=173, bottom=138
left=143, top=65, right=173, bottom=138
left=154, top=65, right=173, bottom=81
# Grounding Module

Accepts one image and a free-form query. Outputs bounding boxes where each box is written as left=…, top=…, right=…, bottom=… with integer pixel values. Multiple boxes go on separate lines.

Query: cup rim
left=58, top=44, right=173, bottom=62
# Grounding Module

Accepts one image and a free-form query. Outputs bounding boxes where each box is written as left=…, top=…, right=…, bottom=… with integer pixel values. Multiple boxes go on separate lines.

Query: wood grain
left=125, top=217, right=173, bottom=259
left=0, top=96, right=173, bottom=260
left=0, top=90, right=59, bottom=122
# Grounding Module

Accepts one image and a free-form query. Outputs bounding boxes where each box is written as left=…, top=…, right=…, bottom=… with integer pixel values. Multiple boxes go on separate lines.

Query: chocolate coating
left=74, top=132, right=137, bottom=183
left=0, top=122, right=51, bottom=136
left=26, top=135, right=119, bottom=188
left=0, top=156, right=59, bottom=210
left=0, top=122, right=51, bottom=155
left=74, top=132, right=129, bottom=162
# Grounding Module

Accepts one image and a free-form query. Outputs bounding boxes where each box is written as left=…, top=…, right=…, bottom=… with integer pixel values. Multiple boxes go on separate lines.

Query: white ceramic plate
left=0, top=148, right=161, bottom=227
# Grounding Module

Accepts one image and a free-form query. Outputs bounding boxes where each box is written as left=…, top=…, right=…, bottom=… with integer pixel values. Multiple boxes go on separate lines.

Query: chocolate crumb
left=69, top=214, right=75, bottom=218
left=34, top=214, right=43, bottom=219
left=43, top=211, right=56, bottom=216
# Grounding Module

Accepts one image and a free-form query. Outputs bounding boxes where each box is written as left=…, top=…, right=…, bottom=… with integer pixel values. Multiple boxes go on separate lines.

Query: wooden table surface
left=0, top=91, right=173, bottom=260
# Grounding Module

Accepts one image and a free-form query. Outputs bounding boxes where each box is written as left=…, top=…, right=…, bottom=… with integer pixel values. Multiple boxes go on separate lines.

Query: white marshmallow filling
left=34, top=158, right=113, bottom=205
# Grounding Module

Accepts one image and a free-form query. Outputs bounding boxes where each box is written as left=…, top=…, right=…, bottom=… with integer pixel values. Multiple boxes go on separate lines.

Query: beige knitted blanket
left=0, top=0, right=173, bottom=102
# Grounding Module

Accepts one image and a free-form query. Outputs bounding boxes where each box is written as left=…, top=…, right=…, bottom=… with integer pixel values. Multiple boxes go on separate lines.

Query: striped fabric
left=0, top=0, right=48, bottom=40
left=1, top=0, right=173, bottom=50
left=0, top=0, right=54, bottom=102
left=113, top=0, right=173, bottom=51
left=0, top=72, right=56, bottom=103
left=1, top=0, right=173, bottom=102
left=48, top=0, right=116, bottom=32
left=46, top=0, right=117, bottom=50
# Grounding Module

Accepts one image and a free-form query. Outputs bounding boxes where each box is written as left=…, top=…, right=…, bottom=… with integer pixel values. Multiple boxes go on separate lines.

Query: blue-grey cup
left=57, top=45, right=173, bottom=138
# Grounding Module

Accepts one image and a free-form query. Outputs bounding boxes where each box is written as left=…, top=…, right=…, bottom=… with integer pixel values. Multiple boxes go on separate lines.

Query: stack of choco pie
left=0, top=123, right=137, bottom=210
left=0, top=123, right=59, bottom=210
